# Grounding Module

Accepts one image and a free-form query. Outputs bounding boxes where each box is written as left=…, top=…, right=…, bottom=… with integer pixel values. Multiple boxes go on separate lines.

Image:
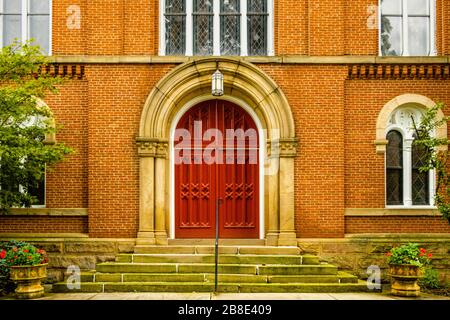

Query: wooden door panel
left=175, top=100, right=259, bottom=239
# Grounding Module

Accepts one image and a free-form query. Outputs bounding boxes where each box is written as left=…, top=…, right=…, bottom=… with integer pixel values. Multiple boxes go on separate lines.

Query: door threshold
left=168, top=239, right=266, bottom=246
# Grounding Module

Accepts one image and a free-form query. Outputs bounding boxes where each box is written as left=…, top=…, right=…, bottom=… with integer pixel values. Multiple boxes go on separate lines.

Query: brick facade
left=1, top=0, right=450, bottom=238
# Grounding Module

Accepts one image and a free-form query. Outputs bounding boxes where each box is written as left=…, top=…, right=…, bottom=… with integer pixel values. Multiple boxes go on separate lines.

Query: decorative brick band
left=348, top=64, right=450, bottom=80
left=39, top=64, right=85, bottom=79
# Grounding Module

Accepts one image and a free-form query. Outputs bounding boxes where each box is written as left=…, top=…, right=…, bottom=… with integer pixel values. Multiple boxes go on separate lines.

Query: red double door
left=174, top=100, right=260, bottom=238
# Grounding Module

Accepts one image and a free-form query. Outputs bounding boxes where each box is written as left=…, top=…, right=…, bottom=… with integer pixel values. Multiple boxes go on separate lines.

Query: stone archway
left=136, top=57, right=297, bottom=246
left=374, top=93, right=448, bottom=154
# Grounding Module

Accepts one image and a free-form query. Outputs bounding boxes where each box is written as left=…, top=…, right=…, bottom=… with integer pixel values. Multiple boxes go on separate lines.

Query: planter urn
left=9, top=264, right=48, bottom=299
left=388, top=264, right=423, bottom=297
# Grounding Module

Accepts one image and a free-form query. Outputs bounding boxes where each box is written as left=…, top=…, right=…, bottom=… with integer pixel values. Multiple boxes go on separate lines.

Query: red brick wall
left=85, top=64, right=175, bottom=238
left=346, top=216, right=450, bottom=233
left=50, top=0, right=449, bottom=56
left=0, top=217, right=88, bottom=233
left=52, top=0, right=87, bottom=55
left=45, top=81, right=89, bottom=208
left=260, top=65, right=348, bottom=237
left=275, top=0, right=308, bottom=55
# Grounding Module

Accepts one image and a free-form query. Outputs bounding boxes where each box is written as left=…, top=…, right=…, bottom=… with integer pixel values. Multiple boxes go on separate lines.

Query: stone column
left=265, top=139, right=280, bottom=246
left=136, top=139, right=169, bottom=245
left=136, top=141, right=156, bottom=245
left=154, top=143, right=169, bottom=245
left=277, top=138, right=298, bottom=246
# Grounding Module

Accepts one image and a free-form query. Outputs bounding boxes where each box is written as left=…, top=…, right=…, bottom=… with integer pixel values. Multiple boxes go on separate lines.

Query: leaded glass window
left=193, top=0, right=213, bottom=55
left=386, top=130, right=403, bottom=205
left=163, top=0, right=272, bottom=56
left=0, top=0, right=51, bottom=54
left=165, top=0, right=186, bottom=55
left=385, top=106, right=434, bottom=207
left=247, top=0, right=267, bottom=56
left=220, top=0, right=240, bottom=55
left=380, top=0, right=435, bottom=56
left=412, top=138, right=429, bottom=205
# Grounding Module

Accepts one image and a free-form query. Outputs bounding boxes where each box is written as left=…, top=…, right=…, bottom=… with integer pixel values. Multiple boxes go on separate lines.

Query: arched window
left=386, top=130, right=403, bottom=205
left=385, top=106, right=434, bottom=207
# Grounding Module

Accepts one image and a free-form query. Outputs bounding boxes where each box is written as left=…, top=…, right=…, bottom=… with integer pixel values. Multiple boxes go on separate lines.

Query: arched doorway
left=174, top=100, right=260, bottom=238
left=136, top=57, right=298, bottom=246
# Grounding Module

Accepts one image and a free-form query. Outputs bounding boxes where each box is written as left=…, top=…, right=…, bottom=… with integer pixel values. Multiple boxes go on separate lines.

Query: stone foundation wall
left=298, top=234, right=450, bottom=284
left=0, top=236, right=135, bottom=284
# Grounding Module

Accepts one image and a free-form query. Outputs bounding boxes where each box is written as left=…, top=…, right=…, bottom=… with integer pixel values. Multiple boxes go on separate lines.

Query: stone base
left=136, top=231, right=156, bottom=245
left=265, top=232, right=279, bottom=246
left=278, top=232, right=297, bottom=246
left=155, top=232, right=169, bottom=245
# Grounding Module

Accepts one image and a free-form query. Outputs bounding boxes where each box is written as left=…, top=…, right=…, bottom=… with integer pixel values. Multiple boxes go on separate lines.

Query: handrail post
left=214, top=198, right=222, bottom=293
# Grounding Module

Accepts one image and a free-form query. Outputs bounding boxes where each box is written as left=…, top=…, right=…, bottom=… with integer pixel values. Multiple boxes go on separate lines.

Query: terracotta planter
left=9, top=264, right=47, bottom=299
left=388, top=264, right=423, bottom=297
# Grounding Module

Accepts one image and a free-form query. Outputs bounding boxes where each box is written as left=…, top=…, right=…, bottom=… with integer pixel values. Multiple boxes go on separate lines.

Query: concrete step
left=96, top=262, right=337, bottom=275
left=134, top=245, right=300, bottom=255
left=77, top=272, right=357, bottom=284
left=115, top=254, right=319, bottom=265
left=52, top=280, right=369, bottom=293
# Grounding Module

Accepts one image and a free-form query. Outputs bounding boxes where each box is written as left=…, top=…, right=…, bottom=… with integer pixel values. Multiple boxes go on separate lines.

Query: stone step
left=52, top=280, right=369, bottom=293
left=168, top=239, right=266, bottom=246
left=95, top=262, right=337, bottom=275
left=258, top=264, right=338, bottom=275
left=115, top=254, right=319, bottom=265
left=77, top=272, right=357, bottom=284
left=134, top=245, right=301, bottom=255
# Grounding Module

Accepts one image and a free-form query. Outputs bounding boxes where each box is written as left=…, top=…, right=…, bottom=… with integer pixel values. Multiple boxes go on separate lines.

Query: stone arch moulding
left=375, top=93, right=448, bottom=154
left=136, top=57, right=297, bottom=246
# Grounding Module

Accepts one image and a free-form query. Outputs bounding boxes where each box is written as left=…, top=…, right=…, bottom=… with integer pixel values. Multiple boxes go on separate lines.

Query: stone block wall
left=0, top=237, right=135, bottom=284
left=298, top=235, right=450, bottom=285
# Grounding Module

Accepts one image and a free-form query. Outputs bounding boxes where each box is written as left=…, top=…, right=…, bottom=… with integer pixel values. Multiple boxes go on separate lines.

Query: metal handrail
left=214, top=198, right=222, bottom=293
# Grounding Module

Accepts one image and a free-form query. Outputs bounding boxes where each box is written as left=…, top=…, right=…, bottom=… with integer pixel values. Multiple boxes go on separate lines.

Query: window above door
left=380, top=0, right=436, bottom=56
left=160, top=0, right=274, bottom=56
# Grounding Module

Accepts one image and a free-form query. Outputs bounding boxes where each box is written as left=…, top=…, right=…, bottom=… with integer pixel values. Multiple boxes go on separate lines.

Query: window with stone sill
left=380, top=0, right=436, bottom=56
left=0, top=0, right=51, bottom=55
left=385, top=107, right=434, bottom=207
left=161, top=0, right=274, bottom=56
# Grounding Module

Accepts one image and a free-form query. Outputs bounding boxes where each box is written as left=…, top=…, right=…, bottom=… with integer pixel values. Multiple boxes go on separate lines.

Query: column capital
left=137, top=137, right=169, bottom=158
left=279, top=138, right=298, bottom=158
left=267, top=138, right=298, bottom=158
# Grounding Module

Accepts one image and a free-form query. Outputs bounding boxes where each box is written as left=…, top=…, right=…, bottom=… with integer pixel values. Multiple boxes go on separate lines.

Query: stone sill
left=345, top=208, right=441, bottom=217
left=0, top=234, right=137, bottom=242
left=50, top=55, right=450, bottom=65
left=3, top=208, right=88, bottom=217
left=0, top=233, right=89, bottom=240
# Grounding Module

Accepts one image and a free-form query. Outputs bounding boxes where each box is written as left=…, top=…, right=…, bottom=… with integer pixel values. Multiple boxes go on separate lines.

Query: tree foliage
left=412, top=102, right=450, bottom=224
left=0, top=41, right=73, bottom=212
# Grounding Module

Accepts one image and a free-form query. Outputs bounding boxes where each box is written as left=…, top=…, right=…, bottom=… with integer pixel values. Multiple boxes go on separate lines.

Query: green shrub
left=419, top=267, right=441, bottom=289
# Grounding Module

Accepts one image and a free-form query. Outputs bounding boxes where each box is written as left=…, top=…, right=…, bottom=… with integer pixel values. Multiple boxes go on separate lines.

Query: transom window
left=160, top=0, right=274, bottom=56
left=380, top=0, right=436, bottom=56
left=0, top=0, right=51, bottom=54
left=385, top=107, right=434, bottom=207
